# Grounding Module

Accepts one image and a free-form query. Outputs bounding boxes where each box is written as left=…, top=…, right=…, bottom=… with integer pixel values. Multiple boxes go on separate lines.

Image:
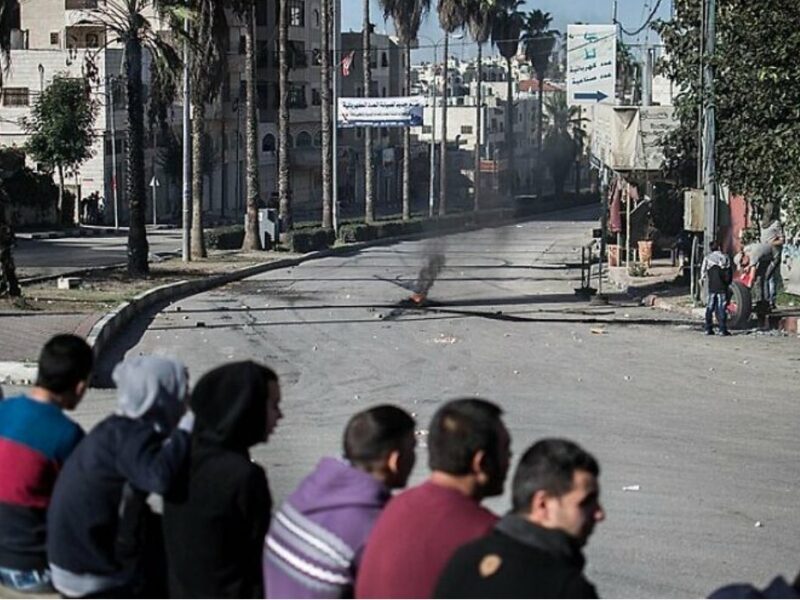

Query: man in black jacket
left=435, top=438, right=605, bottom=599
left=701, top=241, right=732, bottom=335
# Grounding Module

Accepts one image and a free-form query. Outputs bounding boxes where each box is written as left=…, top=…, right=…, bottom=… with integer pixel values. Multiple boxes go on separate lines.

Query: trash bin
left=245, top=208, right=279, bottom=249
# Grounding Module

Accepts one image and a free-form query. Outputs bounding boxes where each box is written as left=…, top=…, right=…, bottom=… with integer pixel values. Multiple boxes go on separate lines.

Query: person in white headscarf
left=47, top=356, right=193, bottom=598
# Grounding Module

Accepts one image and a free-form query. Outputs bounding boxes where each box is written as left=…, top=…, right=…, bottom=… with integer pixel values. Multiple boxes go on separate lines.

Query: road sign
left=149, top=176, right=161, bottom=188
left=567, top=24, right=616, bottom=106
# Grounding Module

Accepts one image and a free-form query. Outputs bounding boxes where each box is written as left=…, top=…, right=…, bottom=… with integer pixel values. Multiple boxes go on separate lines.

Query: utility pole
left=182, top=19, right=191, bottom=262
left=332, top=0, right=340, bottom=233
left=701, top=0, right=716, bottom=255
left=429, top=46, right=437, bottom=217
left=108, top=75, right=120, bottom=230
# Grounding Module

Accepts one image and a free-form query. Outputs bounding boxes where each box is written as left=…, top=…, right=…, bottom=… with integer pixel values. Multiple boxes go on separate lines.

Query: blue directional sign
left=567, top=24, right=616, bottom=106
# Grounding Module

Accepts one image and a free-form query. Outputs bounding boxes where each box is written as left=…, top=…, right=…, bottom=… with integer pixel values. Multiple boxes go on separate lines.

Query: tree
left=521, top=9, right=558, bottom=198
left=617, top=40, right=638, bottom=104
left=437, top=0, right=468, bottom=215
left=84, top=0, right=183, bottom=277
left=491, top=0, right=523, bottom=198
left=228, top=0, right=262, bottom=250
left=380, top=0, right=431, bottom=221
left=23, top=76, right=98, bottom=224
left=363, top=0, right=375, bottom=223
left=278, top=0, right=292, bottom=236
left=657, top=0, right=800, bottom=233
left=542, top=91, right=585, bottom=198
left=465, top=0, right=497, bottom=211
left=187, top=0, right=226, bottom=259
left=320, top=0, right=332, bottom=228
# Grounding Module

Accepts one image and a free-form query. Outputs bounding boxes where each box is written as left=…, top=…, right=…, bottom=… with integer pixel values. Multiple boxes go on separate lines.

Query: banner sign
left=338, top=96, right=425, bottom=128
left=567, top=24, right=616, bottom=105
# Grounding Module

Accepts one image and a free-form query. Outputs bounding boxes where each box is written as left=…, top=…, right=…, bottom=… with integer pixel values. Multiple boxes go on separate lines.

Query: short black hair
left=512, top=438, right=600, bottom=513
left=428, top=398, right=504, bottom=475
left=344, top=405, right=415, bottom=467
left=710, top=241, right=721, bottom=252
left=35, top=334, right=93, bottom=394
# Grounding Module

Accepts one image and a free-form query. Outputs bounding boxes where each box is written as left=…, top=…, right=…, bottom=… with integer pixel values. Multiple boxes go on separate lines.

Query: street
left=9, top=206, right=800, bottom=597
left=14, top=230, right=183, bottom=279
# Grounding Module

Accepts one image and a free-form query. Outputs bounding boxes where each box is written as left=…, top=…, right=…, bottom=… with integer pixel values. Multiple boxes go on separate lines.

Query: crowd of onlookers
left=0, top=334, right=797, bottom=599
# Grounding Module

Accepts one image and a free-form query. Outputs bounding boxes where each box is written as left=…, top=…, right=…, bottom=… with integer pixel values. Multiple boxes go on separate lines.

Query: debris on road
left=590, top=328, right=607, bottom=335
left=433, top=334, right=458, bottom=345
left=622, top=485, right=640, bottom=492
left=623, top=375, right=631, bottom=381
left=755, top=521, right=763, bottom=528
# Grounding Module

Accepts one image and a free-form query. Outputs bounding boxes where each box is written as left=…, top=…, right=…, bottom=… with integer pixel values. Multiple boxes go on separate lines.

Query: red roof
left=519, top=80, right=563, bottom=93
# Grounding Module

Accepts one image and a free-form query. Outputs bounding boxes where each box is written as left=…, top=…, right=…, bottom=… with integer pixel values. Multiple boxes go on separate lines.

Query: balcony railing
left=66, top=0, right=98, bottom=9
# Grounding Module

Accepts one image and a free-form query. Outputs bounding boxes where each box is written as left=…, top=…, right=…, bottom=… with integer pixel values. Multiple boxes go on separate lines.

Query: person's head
left=512, top=439, right=604, bottom=547
left=113, top=355, right=189, bottom=433
left=191, top=361, right=282, bottom=451
left=428, top=398, right=510, bottom=499
left=343, top=405, right=416, bottom=489
left=35, top=334, right=93, bottom=410
left=710, top=241, right=721, bottom=253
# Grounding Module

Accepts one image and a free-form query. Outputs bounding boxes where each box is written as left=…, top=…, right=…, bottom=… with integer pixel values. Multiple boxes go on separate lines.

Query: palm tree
left=278, top=0, right=292, bottom=237
left=465, top=0, right=496, bottom=211
left=320, top=0, right=332, bottom=228
left=228, top=0, right=262, bottom=250
left=363, top=0, right=374, bottom=223
left=0, top=0, right=20, bottom=294
left=188, top=0, right=226, bottom=259
left=87, top=0, right=183, bottom=277
left=521, top=9, right=558, bottom=197
left=380, top=0, right=431, bottom=221
left=542, top=91, right=585, bottom=198
left=490, top=0, right=523, bottom=199
left=437, top=0, right=468, bottom=216
left=617, top=40, right=637, bottom=104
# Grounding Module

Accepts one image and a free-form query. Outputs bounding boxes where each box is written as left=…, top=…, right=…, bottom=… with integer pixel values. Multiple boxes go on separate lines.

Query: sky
left=342, top=0, right=673, bottom=61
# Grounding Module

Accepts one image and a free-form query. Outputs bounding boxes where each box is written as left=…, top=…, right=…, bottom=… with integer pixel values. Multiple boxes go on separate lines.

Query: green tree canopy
left=23, top=75, right=97, bottom=180
left=657, top=0, right=800, bottom=230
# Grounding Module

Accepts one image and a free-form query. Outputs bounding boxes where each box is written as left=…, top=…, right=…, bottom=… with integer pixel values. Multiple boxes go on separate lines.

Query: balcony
left=65, top=0, right=97, bottom=9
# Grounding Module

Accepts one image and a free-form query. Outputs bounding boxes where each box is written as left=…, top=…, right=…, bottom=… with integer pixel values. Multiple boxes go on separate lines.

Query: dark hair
left=512, top=438, right=600, bottom=513
left=35, top=334, right=93, bottom=394
left=428, top=398, right=504, bottom=475
left=344, top=405, right=415, bottom=467
left=710, top=241, right=721, bottom=252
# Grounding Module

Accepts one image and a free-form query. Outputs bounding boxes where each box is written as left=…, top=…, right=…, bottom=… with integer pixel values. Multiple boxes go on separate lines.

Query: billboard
left=567, top=24, right=616, bottom=105
left=338, top=97, right=426, bottom=128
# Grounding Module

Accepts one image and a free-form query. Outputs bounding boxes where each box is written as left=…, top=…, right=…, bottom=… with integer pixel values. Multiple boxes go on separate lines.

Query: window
left=296, top=131, right=312, bottom=148
left=256, top=0, right=268, bottom=26
left=313, top=131, right=322, bottom=146
left=289, top=0, right=304, bottom=27
left=311, top=48, right=321, bottom=66
left=381, top=52, right=388, bottom=68
left=461, top=125, right=473, bottom=134
left=422, top=126, right=432, bottom=134
left=313, top=9, right=320, bottom=27
left=381, top=127, right=388, bottom=137
left=382, top=87, right=387, bottom=97
left=288, top=85, right=307, bottom=109
left=50, top=32, right=59, bottom=46
left=287, top=133, right=294, bottom=148
left=262, top=134, right=276, bottom=152
left=311, top=88, right=321, bottom=106
left=2, top=88, right=29, bottom=107
left=239, top=36, right=246, bottom=55
left=86, top=33, right=99, bottom=48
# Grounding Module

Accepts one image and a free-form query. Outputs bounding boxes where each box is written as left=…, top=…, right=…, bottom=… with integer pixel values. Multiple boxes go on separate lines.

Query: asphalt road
left=7, top=205, right=800, bottom=597
left=14, top=230, right=183, bottom=278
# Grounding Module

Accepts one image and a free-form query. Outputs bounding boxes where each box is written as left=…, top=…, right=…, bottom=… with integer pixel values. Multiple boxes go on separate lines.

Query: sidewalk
left=15, top=223, right=175, bottom=240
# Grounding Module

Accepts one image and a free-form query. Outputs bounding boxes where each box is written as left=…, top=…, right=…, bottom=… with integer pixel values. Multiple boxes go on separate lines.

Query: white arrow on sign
left=149, top=176, right=161, bottom=188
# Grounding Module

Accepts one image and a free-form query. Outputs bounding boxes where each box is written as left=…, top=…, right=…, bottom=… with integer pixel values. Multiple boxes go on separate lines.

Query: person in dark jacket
left=435, top=438, right=605, bottom=599
left=163, top=361, right=283, bottom=599
left=47, top=355, right=192, bottom=598
left=265, top=404, right=416, bottom=598
left=701, top=241, right=732, bottom=335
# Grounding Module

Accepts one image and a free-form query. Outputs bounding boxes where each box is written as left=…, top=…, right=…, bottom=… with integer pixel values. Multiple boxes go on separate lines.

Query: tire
left=727, top=281, right=752, bottom=329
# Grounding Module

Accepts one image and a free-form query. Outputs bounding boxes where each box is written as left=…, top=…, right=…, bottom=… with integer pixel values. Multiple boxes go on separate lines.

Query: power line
left=616, top=0, right=664, bottom=37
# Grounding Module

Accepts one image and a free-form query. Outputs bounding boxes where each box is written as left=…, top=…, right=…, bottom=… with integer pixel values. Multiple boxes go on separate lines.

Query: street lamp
left=418, top=32, right=464, bottom=217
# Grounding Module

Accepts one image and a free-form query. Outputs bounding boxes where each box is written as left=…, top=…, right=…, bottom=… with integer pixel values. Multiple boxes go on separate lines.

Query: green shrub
left=289, top=227, right=336, bottom=253
left=205, top=225, right=244, bottom=250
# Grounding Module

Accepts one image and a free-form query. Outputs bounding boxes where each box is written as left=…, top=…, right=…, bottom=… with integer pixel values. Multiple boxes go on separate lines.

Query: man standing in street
left=434, top=438, right=604, bottom=599
left=760, top=202, right=785, bottom=309
left=355, top=398, right=511, bottom=599
left=701, top=241, right=732, bottom=335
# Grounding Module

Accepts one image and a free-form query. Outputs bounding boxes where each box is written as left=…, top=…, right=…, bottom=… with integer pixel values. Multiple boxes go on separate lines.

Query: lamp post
left=418, top=33, right=464, bottom=217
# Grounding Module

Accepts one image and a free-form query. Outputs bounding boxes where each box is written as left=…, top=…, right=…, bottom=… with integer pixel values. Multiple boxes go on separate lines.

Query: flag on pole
left=341, top=51, right=355, bottom=77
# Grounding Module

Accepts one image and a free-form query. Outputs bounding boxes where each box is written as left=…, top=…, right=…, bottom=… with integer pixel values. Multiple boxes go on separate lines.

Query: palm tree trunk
left=191, top=99, right=207, bottom=258
left=321, top=0, right=332, bottom=229
left=474, top=43, right=482, bottom=212
left=536, top=75, right=544, bottom=197
left=363, top=0, right=374, bottom=224
left=0, top=198, right=20, bottom=297
left=278, top=0, right=292, bottom=239
left=439, top=33, right=448, bottom=216
left=57, top=164, right=65, bottom=225
left=241, top=6, right=262, bottom=251
left=125, top=36, right=149, bottom=277
left=505, top=56, right=514, bottom=198
left=402, top=39, right=411, bottom=221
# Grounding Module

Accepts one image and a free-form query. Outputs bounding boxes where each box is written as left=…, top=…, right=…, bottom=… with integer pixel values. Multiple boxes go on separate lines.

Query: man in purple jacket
left=264, top=405, right=416, bottom=598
